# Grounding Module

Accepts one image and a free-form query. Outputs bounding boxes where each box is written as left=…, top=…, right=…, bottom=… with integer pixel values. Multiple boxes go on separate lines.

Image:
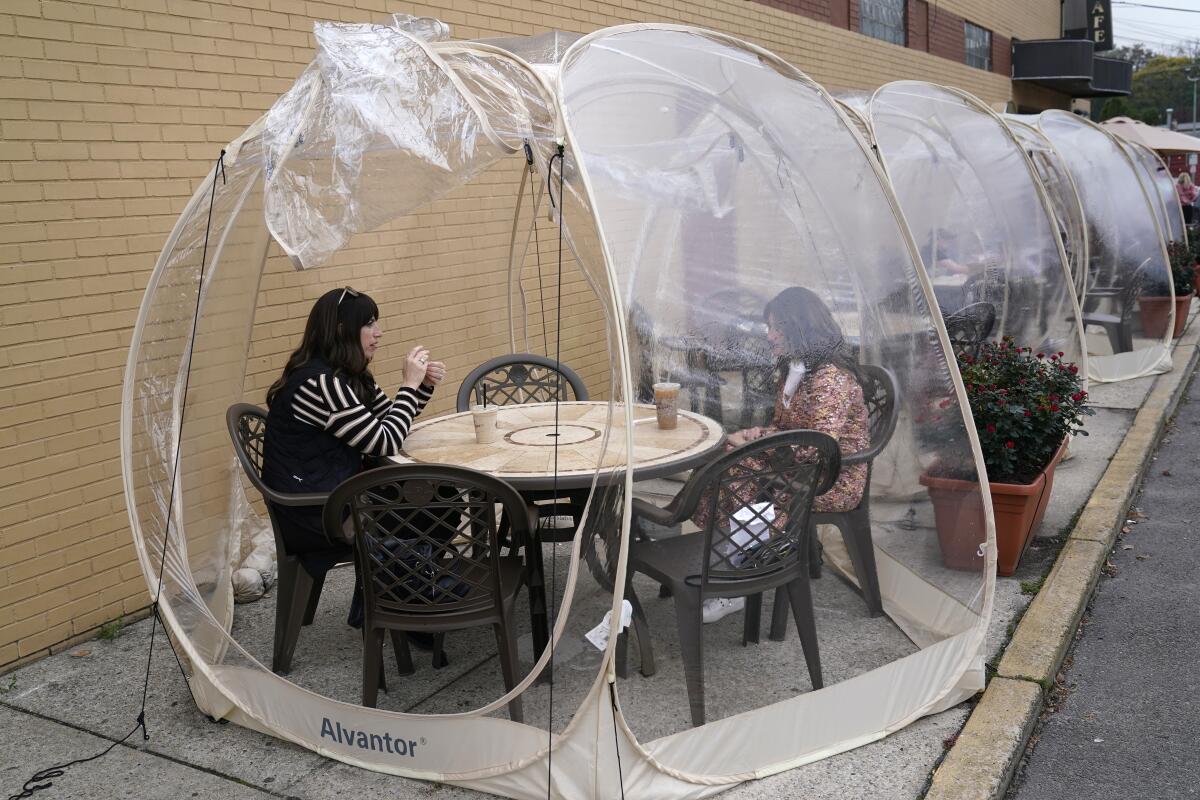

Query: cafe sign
left=1089, top=0, right=1112, bottom=51
left=1063, top=0, right=1113, bottom=52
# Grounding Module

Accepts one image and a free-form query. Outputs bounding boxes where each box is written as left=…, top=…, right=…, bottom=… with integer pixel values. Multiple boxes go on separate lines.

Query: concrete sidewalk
left=2, top=319, right=1197, bottom=800
left=1006, top=370, right=1200, bottom=799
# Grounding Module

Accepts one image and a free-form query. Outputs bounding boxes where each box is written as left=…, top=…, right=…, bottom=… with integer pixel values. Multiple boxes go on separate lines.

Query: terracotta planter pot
left=1138, top=293, right=1192, bottom=339
left=920, top=442, right=1066, bottom=577
left=1176, top=293, right=1194, bottom=338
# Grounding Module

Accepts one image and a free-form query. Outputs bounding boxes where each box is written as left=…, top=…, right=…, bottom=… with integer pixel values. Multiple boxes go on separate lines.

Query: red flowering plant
left=1165, top=241, right=1195, bottom=296
left=957, top=337, right=1092, bottom=484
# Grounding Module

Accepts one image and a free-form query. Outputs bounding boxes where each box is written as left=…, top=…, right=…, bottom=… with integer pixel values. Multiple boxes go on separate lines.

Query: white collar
left=782, top=361, right=807, bottom=406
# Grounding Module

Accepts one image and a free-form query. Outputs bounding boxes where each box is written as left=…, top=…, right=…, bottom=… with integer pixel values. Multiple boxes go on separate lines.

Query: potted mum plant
left=1186, top=237, right=1200, bottom=296
left=1139, top=243, right=1194, bottom=339
left=919, top=338, right=1092, bottom=576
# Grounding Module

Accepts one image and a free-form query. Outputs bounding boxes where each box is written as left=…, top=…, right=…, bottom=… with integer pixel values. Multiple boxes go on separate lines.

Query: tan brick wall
left=0, top=0, right=1065, bottom=670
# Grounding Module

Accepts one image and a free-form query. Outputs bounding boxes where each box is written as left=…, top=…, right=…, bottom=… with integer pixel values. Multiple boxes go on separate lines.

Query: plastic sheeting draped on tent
left=122, top=19, right=994, bottom=799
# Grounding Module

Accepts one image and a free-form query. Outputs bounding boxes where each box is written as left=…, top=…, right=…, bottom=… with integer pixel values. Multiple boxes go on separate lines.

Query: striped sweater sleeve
left=292, top=373, right=434, bottom=456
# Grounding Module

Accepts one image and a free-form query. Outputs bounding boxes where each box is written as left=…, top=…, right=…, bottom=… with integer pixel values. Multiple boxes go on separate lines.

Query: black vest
left=262, top=359, right=365, bottom=496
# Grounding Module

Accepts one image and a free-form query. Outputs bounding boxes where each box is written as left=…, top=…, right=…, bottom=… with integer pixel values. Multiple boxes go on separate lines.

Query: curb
left=923, top=328, right=1200, bottom=800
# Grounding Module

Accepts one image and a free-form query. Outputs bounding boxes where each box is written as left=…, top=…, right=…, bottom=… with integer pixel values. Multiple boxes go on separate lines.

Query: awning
left=1099, top=116, right=1200, bottom=154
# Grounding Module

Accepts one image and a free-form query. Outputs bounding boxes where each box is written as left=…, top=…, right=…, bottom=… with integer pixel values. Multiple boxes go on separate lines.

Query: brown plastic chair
left=324, top=464, right=531, bottom=719
left=619, top=429, right=841, bottom=727
left=766, top=366, right=899, bottom=632
left=1081, top=263, right=1149, bottom=354
left=227, top=403, right=343, bottom=675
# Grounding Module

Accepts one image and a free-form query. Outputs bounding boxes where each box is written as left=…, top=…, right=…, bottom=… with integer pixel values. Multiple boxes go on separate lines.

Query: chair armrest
left=838, top=451, right=872, bottom=468
left=260, top=487, right=329, bottom=508
left=631, top=496, right=679, bottom=528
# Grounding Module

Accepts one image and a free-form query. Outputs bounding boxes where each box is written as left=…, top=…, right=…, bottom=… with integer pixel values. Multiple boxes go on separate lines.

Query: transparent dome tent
left=844, top=83, right=1087, bottom=383
left=122, top=18, right=994, bottom=798
left=1119, top=140, right=1188, bottom=247
left=1021, top=111, right=1175, bottom=383
left=1003, top=116, right=1090, bottom=308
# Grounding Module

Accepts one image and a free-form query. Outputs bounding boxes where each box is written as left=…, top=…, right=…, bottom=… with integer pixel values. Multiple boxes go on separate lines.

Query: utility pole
left=1188, top=67, right=1199, bottom=136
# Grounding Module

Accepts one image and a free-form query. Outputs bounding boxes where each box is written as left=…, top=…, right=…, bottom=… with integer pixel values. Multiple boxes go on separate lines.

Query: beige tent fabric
left=1100, top=116, right=1200, bottom=153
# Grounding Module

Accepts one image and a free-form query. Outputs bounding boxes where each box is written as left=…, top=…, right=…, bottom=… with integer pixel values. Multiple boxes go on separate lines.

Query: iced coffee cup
left=471, top=405, right=499, bottom=444
left=652, top=382, right=681, bottom=430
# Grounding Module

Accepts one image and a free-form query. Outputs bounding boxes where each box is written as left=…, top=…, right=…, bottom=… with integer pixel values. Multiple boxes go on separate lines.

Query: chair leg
left=273, top=556, right=314, bottom=674
left=616, top=627, right=629, bottom=680
left=432, top=633, right=448, bottom=669
left=672, top=592, right=706, bottom=727
left=628, top=589, right=656, bottom=677
left=493, top=620, right=524, bottom=723
left=1104, top=321, right=1123, bottom=352
left=301, top=569, right=326, bottom=625
left=768, top=586, right=788, bottom=642
left=523, top=516, right=550, bottom=659
left=1117, top=321, right=1133, bottom=354
left=808, top=532, right=823, bottom=579
left=391, top=631, right=414, bottom=676
left=840, top=508, right=884, bottom=618
left=786, top=579, right=823, bottom=691
left=363, top=628, right=383, bottom=708
left=743, top=593, right=762, bottom=646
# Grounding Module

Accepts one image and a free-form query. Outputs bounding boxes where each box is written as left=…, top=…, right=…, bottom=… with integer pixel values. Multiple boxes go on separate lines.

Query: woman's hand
left=725, top=426, right=773, bottom=451
left=403, top=346, right=430, bottom=389
left=423, top=360, right=446, bottom=387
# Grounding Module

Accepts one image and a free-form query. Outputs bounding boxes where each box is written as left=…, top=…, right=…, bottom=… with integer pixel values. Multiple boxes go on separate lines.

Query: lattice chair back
left=227, top=403, right=269, bottom=491
left=679, top=430, right=840, bottom=594
left=1120, top=262, right=1151, bottom=322
left=456, top=353, right=588, bottom=412
left=324, top=465, right=530, bottom=622
left=942, top=301, right=996, bottom=360
left=857, top=365, right=901, bottom=464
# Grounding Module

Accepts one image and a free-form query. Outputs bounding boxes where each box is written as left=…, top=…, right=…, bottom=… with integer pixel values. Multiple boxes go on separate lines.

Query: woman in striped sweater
left=262, top=286, right=445, bottom=627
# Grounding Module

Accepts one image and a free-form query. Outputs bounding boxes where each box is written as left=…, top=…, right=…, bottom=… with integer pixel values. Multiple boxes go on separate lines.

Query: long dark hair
left=764, top=286, right=859, bottom=377
left=266, top=288, right=380, bottom=408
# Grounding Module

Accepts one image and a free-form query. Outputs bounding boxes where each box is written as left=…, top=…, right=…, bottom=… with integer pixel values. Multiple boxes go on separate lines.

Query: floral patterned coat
left=691, top=363, right=871, bottom=532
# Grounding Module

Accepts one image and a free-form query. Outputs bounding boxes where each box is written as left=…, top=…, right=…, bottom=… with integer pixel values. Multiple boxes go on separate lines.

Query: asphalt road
left=1008, top=377, right=1200, bottom=800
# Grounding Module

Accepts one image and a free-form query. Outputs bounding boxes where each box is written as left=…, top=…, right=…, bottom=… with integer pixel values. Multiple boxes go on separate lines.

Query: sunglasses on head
left=337, top=286, right=359, bottom=306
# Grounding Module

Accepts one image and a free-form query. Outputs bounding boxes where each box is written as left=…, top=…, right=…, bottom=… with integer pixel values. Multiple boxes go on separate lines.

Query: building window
left=861, top=0, right=906, bottom=47
left=964, top=22, right=992, bottom=70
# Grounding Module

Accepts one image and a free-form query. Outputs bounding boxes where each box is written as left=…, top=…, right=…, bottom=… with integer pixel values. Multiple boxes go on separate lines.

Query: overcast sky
left=1111, top=0, right=1200, bottom=54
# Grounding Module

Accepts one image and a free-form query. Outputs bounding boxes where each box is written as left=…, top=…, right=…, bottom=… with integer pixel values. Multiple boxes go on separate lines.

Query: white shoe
left=701, top=597, right=745, bottom=624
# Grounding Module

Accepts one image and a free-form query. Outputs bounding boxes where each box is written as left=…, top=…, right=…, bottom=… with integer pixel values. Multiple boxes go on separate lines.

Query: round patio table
left=392, top=401, right=725, bottom=491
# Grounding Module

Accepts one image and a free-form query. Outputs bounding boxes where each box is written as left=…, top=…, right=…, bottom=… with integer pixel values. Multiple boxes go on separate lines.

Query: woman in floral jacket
left=692, top=286, right=870, bottom=622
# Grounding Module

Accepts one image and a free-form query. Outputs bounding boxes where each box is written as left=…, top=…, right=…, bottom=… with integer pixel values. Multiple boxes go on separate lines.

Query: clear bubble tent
left=1017, top=111, right=1175, bottom=383
left=117, top=16, right=1166, bottom=799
